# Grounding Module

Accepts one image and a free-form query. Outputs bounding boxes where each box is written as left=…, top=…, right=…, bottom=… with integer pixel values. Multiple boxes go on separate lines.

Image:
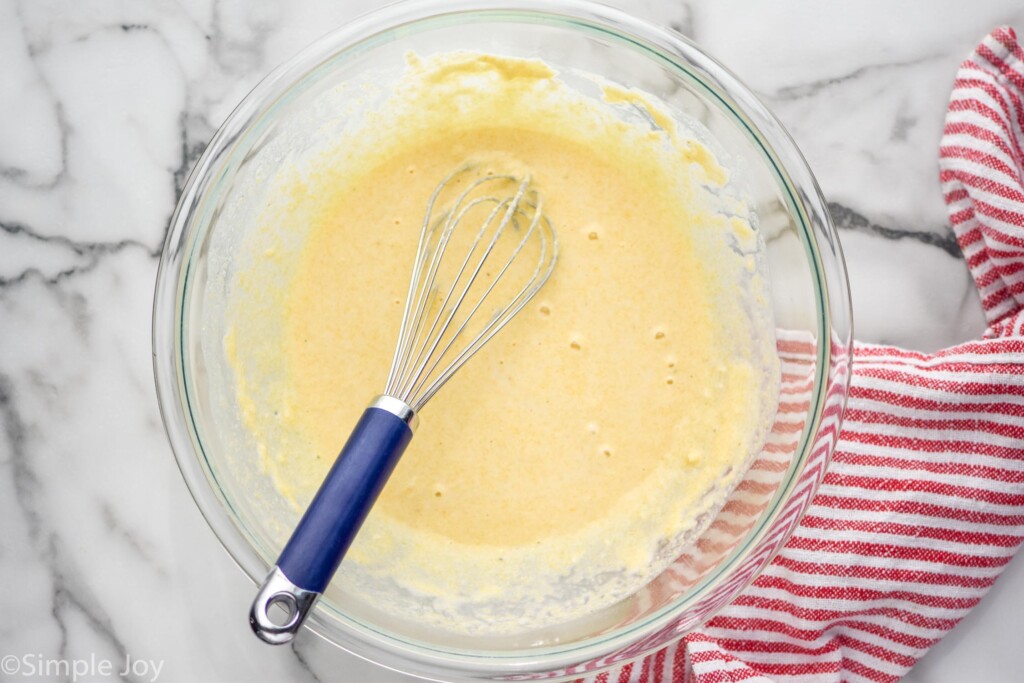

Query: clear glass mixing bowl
left=152, top=1, right=853, bottom=680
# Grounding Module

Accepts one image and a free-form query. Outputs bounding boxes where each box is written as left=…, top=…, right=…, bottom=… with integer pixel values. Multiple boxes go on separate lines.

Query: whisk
left=250, top=166, right=558, bottom=644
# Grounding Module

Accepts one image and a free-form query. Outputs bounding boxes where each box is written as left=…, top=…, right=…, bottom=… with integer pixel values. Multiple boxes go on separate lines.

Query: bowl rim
left=152, top=0, right=853, bottom=679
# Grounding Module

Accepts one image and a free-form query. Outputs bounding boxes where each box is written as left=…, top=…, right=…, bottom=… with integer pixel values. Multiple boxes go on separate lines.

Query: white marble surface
left=2, top=1, right=1023, bottom=681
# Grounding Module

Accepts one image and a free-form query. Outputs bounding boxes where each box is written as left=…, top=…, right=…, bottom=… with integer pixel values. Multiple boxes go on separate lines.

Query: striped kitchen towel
left=589, top=25, right=1024, bottom=683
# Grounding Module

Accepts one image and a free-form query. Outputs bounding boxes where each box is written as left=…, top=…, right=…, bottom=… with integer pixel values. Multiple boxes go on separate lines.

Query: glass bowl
left=152, top=0, right=853, bottom=680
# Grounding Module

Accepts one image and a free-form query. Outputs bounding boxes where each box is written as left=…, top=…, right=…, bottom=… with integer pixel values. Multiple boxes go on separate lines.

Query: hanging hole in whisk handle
left=250, top=567, right=319, bottom=644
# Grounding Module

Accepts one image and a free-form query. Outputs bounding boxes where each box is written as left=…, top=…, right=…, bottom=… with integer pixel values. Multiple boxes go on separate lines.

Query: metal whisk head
left=384, top=166, right=558, bottom=411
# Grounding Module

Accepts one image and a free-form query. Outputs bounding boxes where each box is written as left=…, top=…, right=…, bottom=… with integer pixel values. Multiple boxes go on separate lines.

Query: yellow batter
left=225, top=52, right=778, bottom=634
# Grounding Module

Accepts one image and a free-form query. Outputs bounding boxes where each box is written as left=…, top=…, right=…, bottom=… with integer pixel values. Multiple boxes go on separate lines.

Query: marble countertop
left=2, top=1, right=1023, bottom=681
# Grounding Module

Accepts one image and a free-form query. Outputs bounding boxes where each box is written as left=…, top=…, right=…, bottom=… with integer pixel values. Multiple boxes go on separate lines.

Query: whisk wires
left=384, top=166, right=557, bottom=411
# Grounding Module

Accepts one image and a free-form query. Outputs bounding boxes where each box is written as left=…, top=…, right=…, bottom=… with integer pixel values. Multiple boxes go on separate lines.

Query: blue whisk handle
left=250, top=396, right=414, bottom=644
left=278, top=403, right=413, bottom=589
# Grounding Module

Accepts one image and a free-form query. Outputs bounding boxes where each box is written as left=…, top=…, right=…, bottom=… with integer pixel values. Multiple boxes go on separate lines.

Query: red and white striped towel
left=587, top=26, right=1024, bottom=683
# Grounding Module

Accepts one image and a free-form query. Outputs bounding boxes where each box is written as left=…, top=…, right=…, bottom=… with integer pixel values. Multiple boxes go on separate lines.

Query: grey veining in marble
left=2, top=1, right=1024, bottom=682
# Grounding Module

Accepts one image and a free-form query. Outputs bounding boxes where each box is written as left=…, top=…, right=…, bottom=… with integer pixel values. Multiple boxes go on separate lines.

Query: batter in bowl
left=225, top=52, right=779, bottom=634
